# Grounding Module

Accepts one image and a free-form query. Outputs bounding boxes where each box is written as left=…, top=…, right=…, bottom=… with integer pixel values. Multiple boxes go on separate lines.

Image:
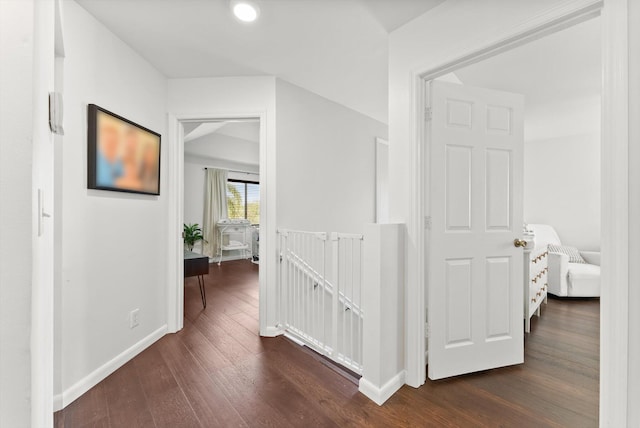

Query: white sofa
left=528, top=224, right=600, bottom=297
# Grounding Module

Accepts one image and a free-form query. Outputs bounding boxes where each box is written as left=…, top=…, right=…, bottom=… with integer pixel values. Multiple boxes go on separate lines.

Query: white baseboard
left=260, top=325, right=284, bottom=337
left=53, top=325, right=167, bottom=412
left=359, top=370, right=406, bottom=406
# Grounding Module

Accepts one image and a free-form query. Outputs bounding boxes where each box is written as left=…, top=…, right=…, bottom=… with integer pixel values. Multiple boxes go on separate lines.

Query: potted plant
left=183, top=223, right=205, bottom=252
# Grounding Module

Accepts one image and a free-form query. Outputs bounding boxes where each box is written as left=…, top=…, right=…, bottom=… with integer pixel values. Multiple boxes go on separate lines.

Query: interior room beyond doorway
left=424, top=14, right=601, bottom=418
left=183, top=118, right=261, bottom=263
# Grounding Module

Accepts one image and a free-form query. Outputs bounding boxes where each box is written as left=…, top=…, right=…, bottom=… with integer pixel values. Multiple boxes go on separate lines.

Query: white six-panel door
left=427, top=81, right=525, bottom=380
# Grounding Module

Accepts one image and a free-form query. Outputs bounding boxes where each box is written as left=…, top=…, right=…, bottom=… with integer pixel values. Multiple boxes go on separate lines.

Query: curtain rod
left=203, top=167, right=257, bottom=175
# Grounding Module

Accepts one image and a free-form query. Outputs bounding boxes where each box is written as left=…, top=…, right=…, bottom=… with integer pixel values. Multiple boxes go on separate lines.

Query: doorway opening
left=167, top=113, right=267, bottom=335
left=181, top=118, right=261, bottom=317
left=420, top=10, right=602, bottom=425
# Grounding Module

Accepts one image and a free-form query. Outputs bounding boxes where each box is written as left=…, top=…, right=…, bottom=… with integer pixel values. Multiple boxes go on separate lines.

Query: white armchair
left=529, top=224, right=600, bottom=297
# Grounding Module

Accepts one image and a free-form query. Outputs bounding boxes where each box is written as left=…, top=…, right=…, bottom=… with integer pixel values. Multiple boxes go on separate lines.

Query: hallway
left=54, top=260, right=599, bottom=427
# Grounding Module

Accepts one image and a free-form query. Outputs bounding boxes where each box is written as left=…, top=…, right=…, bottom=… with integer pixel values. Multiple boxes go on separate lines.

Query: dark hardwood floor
left=54, top=260, right=599, bottom=427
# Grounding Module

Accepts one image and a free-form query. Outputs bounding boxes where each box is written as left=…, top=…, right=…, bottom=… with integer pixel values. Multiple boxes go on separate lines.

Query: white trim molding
left=166, top=113, right=184, bottom=333
left=600, top=0, right=630, bottom=426
left=359, top=371, right=406, bottom=406
left=400, top=0, right=635, bottom=423
left=167, top=110, right=279, bottom=339
left=418, top=0, right=602, bottom=80
left=403, top=0, right=605, bottom=390
left=263, top=325, right=284, bottom=338
left=53, top=325, right=167, bottom=411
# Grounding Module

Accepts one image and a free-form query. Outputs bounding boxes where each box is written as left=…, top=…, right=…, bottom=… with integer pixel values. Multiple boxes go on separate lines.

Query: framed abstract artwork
left=87, top=104, right=161, bottom=195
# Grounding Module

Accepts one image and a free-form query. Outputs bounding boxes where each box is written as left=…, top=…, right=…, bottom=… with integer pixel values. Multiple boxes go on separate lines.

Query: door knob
left=513, top=238, right=527, bottom=248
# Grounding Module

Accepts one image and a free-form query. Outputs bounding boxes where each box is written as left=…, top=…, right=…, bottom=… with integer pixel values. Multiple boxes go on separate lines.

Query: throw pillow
left=548, top=244, right=586, bottom=264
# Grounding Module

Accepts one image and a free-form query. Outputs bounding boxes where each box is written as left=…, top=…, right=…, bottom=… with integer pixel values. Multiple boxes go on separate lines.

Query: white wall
left=169, top=76, right=387, bottom=333
left=184, top=158, right=259, bottom=259
left=524, top=132, right=600, bottom=251
left=1, top=1, right=57, bottom=424
left=526, top=94, right=601, bottom=142
left=31, top=0, right=57, bottom=425
left=183, top=160, right=206, bottom=232
left=184, top=159, right=259, bottom=228
left=276, top=79, right=388, bottom=234
left=56, top=0, right=168, bottom=408
left=627, top=1, right=640, bottom=425
left=183, top=131, right=260, bottom=251
left=0, top=1, right=36, bottom=425
left=388, top=0, right=598, bottom=388
left=183, top=156, right=259, bottom=252
left=375, top=139, right=389, bottom=223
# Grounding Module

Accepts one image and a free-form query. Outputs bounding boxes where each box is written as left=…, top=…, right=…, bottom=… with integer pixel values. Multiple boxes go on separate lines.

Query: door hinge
left=425, top=322, right=430, bottom=338
left=425, top=107, right=432, bottom=122
left=424, top=216, right=432, bottom=230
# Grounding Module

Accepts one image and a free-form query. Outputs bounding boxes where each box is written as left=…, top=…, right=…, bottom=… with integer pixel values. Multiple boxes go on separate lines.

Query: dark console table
left=184, top=250, right=209, bottom=308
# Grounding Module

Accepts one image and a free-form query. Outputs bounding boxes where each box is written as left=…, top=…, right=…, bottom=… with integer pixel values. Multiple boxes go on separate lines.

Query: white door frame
left=407, top=0, right=630, bottom=425
left=166, top=111, right=269, bottom=334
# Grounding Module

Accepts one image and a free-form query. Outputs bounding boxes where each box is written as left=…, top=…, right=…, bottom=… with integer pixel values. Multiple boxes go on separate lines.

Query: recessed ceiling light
left=232, top=1, right=259, bottom=23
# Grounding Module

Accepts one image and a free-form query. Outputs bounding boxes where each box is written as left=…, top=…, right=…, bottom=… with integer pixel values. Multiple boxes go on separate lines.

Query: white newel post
left=359, top=223, right=406, bottom=405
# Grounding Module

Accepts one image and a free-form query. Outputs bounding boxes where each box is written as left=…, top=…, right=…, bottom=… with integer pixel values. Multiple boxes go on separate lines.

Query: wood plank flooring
left=54, top=260, right=599, bottom=427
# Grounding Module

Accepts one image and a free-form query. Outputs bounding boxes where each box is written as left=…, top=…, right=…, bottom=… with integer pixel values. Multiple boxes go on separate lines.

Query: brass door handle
left=514, top=238, right=527, bottom=248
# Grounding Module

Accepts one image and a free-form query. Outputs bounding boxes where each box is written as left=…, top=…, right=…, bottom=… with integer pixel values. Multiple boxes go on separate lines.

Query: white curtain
left=203, top=168, right=228, bottom=258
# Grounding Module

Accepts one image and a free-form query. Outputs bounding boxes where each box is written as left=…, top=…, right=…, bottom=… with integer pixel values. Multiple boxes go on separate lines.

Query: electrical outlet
left=130, top=309, right=140, bottom=329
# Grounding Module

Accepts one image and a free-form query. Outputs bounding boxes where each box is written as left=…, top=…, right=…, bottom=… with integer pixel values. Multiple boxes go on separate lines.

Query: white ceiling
left=185, top=132, right=259, bottom=166
left=362, top=0, right=446, bottom=32
left=74, top=1, right=599, bottom=132
left=214, top=120, right=260, bottom=143
left=184, top=122, right=227, bottom=142
left=75, top=0, right=445, bottom=124
left=454, top=17, right=601, bottom=141
left=184, top=120, right=259, bottom=143
left=184, top=120, right=259, bottom=164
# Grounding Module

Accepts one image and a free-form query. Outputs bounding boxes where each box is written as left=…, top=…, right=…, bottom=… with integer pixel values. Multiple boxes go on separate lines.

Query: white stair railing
left=278, top=230, right=328, bottom=352
left=278, top=229, right=364, bottom=374
left=331, top=232, right=363, bottom=373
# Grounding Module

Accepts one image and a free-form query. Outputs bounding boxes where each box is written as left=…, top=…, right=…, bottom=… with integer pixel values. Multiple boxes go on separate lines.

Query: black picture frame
left=87, top=104, right=161, bottom=195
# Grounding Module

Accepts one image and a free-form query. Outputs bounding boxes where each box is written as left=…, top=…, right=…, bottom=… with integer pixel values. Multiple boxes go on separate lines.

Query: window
left=227, top=179, right=260, bottom=224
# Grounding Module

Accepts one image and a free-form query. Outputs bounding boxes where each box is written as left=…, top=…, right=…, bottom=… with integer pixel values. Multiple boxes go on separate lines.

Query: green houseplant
left=183, top=223, right=205, bottom=251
